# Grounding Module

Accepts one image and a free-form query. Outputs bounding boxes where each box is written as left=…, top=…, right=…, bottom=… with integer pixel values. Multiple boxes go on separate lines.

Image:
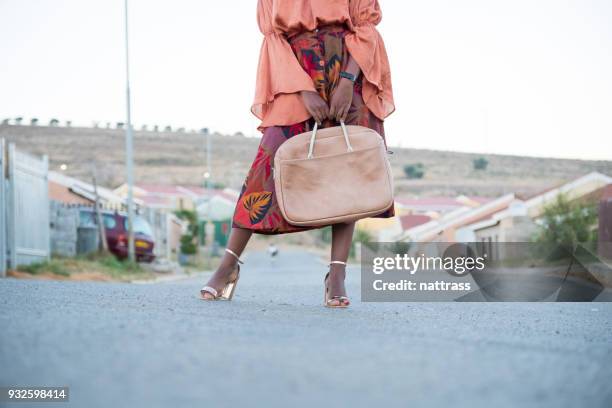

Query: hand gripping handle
left=307, top=120, right=353, bottom=159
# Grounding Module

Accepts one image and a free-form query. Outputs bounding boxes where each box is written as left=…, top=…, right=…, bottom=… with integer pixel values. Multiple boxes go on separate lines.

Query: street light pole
left=206, top=130, right=211, bottom=189
left=124, top=0, right=135, bottom=262
left=204, top=130, right=212, bottom=262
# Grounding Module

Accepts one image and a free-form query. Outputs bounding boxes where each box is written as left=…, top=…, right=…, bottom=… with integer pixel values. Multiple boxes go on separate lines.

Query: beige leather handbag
left=273, top=121, right=394, bottom=226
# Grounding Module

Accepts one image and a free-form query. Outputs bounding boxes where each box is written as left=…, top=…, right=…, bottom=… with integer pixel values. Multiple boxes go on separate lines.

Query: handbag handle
left=307, top=120, right=353, bottom=159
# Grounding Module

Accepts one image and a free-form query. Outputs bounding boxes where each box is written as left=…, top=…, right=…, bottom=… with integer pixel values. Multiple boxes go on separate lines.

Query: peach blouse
left=253, top=0, right=395, bottom=129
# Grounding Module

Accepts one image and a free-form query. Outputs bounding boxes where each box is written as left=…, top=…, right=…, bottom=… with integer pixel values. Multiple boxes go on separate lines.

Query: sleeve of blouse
left=345, top=0, right=395, bottom=119
left=252, top=0, right=316, bottom=124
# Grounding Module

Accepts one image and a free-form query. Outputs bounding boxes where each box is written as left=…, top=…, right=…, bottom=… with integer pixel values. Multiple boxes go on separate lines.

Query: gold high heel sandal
left=200, top=248, right=243, bottom=301
left=324, top=261, right=350, bottom=308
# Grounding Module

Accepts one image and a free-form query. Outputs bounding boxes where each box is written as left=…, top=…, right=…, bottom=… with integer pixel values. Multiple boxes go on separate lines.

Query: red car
left=79, top=209, right=156, bottom=262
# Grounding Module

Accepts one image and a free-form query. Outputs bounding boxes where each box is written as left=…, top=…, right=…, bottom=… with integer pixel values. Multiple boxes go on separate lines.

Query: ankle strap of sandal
left=329, top=261, right=347, bottom=266
left=225, top=248, right=244, bottom=264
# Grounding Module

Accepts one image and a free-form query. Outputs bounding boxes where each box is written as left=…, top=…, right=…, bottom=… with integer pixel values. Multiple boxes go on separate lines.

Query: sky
left=1, top=0, right=611, bottom=160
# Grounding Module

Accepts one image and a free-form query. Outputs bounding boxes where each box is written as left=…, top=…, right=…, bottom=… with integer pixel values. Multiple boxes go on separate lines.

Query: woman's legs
left=201, top=227, right=253, bottom=299
left=327, top=221, right=356, bottom=306
left=203, top=222, right=355, bottom=304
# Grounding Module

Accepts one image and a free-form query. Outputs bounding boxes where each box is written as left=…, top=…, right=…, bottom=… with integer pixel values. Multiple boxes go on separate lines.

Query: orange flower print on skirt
left=241, top=191, right=273, bottom=224
left=232, top=24, right=394, bottom=234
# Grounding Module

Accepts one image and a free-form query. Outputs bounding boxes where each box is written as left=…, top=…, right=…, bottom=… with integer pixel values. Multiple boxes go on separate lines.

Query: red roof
left=136, top=184, right=183, bottom=195
left=180, top=186, right=209, bottom=196
left=400, top=214, right=432, bottom=230
left=140, top=195, right=173, bottom=206
left=136, top=184, right=215, bottom=197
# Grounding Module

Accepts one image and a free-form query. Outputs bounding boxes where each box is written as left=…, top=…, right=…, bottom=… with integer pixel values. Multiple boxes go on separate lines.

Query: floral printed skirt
left=232, top=24, right=395, bottom=235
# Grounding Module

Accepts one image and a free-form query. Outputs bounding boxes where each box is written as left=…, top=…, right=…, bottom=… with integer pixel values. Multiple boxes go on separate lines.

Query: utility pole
left=205, top=130, right=211, bottom=190
left=91, top=164, right=108, bottom=252
left=204, top=129, right=212, bottom=263
left=124, top=0, right=135, bottom=262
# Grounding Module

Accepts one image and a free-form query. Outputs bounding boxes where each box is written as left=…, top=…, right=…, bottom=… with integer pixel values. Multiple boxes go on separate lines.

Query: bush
left=534, top=194, right=597, bottom=250
left=354, top=228, right=373, bottom=242
left=473, top=157, right=489, bottom=170
left=175, top=209, right=199, bottom=236
left=403, top=163, right=425, bottom=179
left=98, top=254, right=140, bottom=272
left=20, top=260, right=69, bottom=276
left=180, top=234, right=197, bottom=255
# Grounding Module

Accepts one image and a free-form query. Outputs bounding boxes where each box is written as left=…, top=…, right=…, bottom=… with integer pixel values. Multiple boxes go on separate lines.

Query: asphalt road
left=1, top=249, right=611, bottom=408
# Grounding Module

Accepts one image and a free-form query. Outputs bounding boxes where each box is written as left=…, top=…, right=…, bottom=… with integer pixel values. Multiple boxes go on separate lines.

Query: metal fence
left=141, top=206, right=184, bottom=260
left=0, top=140, right=6, bottom=276
left=48, top=201, right=184, bottom=261
left=1, top=139, right=50, bottom=276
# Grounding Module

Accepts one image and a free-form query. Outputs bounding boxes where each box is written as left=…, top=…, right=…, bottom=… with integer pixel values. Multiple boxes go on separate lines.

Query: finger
left=322, top=101, right=330, bottom=115
left=317, top=108, right=325, bottom=124
left=340, top=105, right=349, bottom=122
left=316, top=104, right=325, bottom=123
left=320, top=106, right=329, bottom=122
left=336, top=104, right=345, bottom=122
left=310, top=110, right=318, bottom=124
left=306, top=105, right=317, bottom=121
left=328, top=106, right=335, bottom=122
left=329, top=100, right=337, bottom=121
left=343, top=103, right=352, bottom=122
left=313, top=107, right=321, bottom=124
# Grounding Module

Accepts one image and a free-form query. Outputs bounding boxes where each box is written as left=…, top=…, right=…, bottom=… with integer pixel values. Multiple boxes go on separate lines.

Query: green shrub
left=98, top=254, right=141, bottom=272
left=473, top=157, right=489, bottom=170
left=175, top=209, right=199, bottom=237
left=534, top=194, right=598, bottom=251
left=180, top=234, right=197, bottom=255
left=175, top=209, right=200, bottom=254
left=403, top=163, right=425, bottom=179
left=20, top=260, right=70, bottom=276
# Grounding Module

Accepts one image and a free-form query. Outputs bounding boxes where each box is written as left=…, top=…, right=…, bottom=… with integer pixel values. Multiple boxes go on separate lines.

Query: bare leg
left=328, top=221, right=355, bottom=306
left=201, top=227, right=253, bottom=299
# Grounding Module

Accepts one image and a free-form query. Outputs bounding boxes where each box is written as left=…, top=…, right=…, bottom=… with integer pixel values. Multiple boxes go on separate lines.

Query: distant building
left=113, top=183, right=240, bottom=247
left=49, top=171, right=132, bottom=208
left=113, top=183, right=235, bottom=212
left=395, top=195, right=490, bottom=217
left=395, top=194, right=516, bottom=242
left=358, top=195, right=494, bottom=241
left=457, top=172, right=612, bottom=244
left=195, top=189, right=240, bottom=247
left=196, top=189, right=239, bottom=221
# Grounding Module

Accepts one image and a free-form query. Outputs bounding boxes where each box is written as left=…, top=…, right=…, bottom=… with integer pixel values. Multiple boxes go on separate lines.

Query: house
left=114, top=183, right=241, bottom=247
left=395, top=194, right=516, bottom=242
left=49, top=173, right=188, bottom=260
left=196, top=188, right=240, bottom=221
left=395, top=195, right=489, bottom=217
left=357, top=195, right=494, bottom=241
left=196, top=189, right=240, bottom=247
left=113, top=183, right=213, bottom=212
left=456, top=172, right=612, bottom=243
left=49, top=171, right=134, bottom=208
